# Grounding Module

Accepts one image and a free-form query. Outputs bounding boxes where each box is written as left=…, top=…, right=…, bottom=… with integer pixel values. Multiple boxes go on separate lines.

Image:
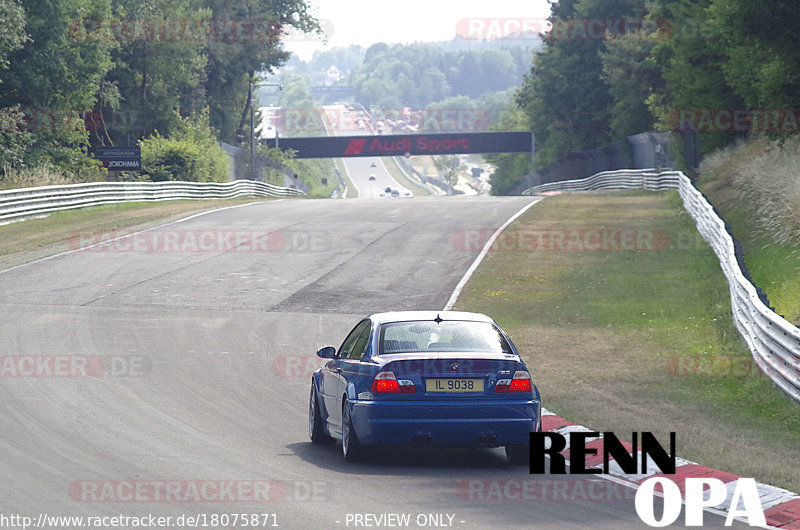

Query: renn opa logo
left=530, top=431, right=765, bottom=527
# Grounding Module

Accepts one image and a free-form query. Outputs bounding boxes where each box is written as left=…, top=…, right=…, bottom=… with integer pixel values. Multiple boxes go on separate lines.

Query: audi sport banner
left=264, top=131, right=532, bottom=158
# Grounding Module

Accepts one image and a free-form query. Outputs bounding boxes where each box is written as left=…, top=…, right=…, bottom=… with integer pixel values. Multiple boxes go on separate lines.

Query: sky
left=283, top=0, right=552, bottom=61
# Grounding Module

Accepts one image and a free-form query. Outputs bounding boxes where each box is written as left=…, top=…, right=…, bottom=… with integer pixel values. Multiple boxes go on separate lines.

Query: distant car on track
left=368, top=175, right=376, bottom=181
left=308, top=311, right=541, bottom=464
left=390, top=189, right=400, bottom=197
left=370, top=162, right=377, bottom=167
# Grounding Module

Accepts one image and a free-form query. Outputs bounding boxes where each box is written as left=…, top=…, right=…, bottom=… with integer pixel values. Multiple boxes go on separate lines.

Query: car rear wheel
left=309, top=384, right=331, bottom=444
left=507, top=417, right=541, bottom=465
left=505, top=444, right=530, bottom=466
left=341, top=397, right=362, bottom=461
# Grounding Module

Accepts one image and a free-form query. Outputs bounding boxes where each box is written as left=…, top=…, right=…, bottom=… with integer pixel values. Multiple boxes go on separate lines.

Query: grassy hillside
left=697, top=136, right=800, bottom=324
left=456, top=190, right=800, bottom=492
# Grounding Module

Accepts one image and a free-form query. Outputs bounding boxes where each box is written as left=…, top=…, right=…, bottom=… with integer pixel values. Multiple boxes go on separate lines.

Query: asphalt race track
left=322, top=103, right=415, bottom=199
left=0, top=197, right=746, bottom=528
left=341, top=153, right=413, bottom=199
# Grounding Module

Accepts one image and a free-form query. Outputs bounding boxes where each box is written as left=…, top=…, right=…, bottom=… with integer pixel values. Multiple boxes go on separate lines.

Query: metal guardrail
left=523, top=169, right=800, bottom=404
left=0, top=180, right=305, bottom=224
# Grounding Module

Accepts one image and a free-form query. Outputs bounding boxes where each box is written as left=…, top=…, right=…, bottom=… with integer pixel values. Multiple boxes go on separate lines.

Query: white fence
left=0, top=180, right=305, bottom=224
left=524, top=169, right=800, bottom=404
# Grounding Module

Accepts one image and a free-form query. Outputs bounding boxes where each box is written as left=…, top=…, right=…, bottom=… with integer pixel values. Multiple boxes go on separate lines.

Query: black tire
left=309, top=384, right=331, bottom=444
left=505, top=443, right=530, bottom=466
left=341, top=397, right=362, bottom=461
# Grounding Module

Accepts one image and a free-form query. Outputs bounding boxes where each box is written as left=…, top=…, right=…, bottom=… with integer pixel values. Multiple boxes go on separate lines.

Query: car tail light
left=495, top=371, right=532, bottom=393
left=509, top=371, right=532, bottom=392
left=371, top=371, right=416, bottom=393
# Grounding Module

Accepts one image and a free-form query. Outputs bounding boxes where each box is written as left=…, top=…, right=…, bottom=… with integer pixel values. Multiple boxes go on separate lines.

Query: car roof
left=368, top=311, right=495, bottom=326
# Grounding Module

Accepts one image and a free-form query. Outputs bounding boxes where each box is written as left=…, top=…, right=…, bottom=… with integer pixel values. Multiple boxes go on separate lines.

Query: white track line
left=0, top=200, right=279, bottom=276
left=443, top=197, right=543, bottom=310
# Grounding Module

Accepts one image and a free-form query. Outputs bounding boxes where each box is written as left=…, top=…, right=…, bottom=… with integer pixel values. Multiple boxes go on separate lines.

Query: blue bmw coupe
left=309, top=311, right=541, bottom=464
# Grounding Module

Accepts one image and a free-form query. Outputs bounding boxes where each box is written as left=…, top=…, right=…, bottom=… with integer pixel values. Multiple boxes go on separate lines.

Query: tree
left=98, top=0, right=317, bottom=146
left=204, top=0, right=318, bottom=143
left=0, top=0, right=27, bottom=71
left=417, top=67, right=451, bottom=106
left=600, top=36, right=661, bottom=138
left=711, top=0, right=800, bottom=112
left=516, top=0, right=645, bottom=167
left=102, top=0, right=210, bottom=144
left=139, top=109, right=229, bottom=182
left=486, top=103, right=532, bottom=195
left=479, top=89, right=516, bottom=126
left=307, top=45, right=365, bottom=74
left=0, top=0, right=30, bottom=170
left=350, top=41, right=532, bottom=110
left=363, top=42, right=389, bottom=64
left=0, top=0, right=114, bottom=172
left=0, top=0, right=319, bottom=182
left=646, top=0, right=743, bottom=152
left=433, top=155, right=467, bottom=186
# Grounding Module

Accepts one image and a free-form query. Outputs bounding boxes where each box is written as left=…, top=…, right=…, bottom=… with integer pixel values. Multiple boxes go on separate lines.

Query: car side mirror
left=316, top=346, right=337, bottom=359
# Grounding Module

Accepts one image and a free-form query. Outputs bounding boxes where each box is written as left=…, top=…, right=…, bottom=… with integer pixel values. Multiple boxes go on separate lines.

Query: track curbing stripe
left=539, top=410, right=799, bottom=527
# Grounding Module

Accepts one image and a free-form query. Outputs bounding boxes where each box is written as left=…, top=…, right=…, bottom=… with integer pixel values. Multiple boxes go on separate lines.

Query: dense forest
left=274, top=39, right=537, bottom=131
left=488, top=0, right=800, bottom=192
left=0, top=0, right=316, bottom=182
left=2, top=0, right=799, bottom=191
left=347, top=42, right=534, bottom=109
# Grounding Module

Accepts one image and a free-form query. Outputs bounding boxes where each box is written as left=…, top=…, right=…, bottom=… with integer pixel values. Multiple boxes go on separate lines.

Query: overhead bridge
left=264, top=131, right=533, bottom=159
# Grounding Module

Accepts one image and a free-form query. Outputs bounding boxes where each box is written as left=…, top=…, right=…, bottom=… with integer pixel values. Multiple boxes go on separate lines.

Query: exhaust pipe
left=413, top=435, right=434, bottom=446
left=478, top=434, right=498, bottom=446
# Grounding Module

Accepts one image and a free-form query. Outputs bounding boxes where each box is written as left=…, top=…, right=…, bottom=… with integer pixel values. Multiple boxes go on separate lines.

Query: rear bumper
left=350, top=398, right=539, bottom=447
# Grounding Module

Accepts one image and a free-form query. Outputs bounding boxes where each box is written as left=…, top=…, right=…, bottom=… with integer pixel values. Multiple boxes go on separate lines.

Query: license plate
left=425, top=378, right=484, bottom=393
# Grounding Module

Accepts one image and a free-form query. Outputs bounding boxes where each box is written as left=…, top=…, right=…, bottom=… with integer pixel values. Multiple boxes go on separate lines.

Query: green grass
left=289, top=157, right=338, bottom=198
left=456, top=191, right=800, bottom=492
left=741, top=243, right=800, bottom=322
left=698, top=136, right=800, bottom=324
left=332, top=158, right=355, bottom=198
left=697, top=185, right=800, bottom=324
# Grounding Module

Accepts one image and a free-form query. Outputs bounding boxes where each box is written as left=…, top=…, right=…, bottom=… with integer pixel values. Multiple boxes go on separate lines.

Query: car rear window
left=380, top=321, right=513, bottom=354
